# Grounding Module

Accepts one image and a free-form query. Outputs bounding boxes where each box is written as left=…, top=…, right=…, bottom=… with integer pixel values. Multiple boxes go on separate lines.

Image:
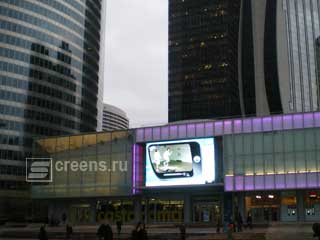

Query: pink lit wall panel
left=225, top=172, right=320, bottom=192
left=135, top=112, right=320, bottom=143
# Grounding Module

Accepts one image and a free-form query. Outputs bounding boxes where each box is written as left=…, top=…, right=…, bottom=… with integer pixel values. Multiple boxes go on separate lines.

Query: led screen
left=145, top=138, right=215, bottom=187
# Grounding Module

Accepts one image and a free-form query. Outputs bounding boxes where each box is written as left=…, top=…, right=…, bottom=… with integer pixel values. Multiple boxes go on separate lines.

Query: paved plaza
left=0, top=222, right=316, bottom=239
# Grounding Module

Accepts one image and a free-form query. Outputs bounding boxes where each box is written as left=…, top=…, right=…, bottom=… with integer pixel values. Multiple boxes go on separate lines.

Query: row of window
left=0, top=61, right=98, bottom=101
left=0, top=128, right=69, bottom=147
left=0, top=20, right=99, bottom=63
left=0, top=32, right=99, bottom=72
left=0, top=44, right=99, bottom=84
left=0, top=149, right=31, bottom=162
left=102, top=117, right=129, bottom=128
left=0, top=107, right=78, bottom=131
left=0, top=6, right=100, bottom=54
left=2, top=0, right=100, bottom=41
left=0, top=165, right=25, bottom=176
left=0, top=75, right=77, bottom=104
left=0, top=180, right=29, bottom=190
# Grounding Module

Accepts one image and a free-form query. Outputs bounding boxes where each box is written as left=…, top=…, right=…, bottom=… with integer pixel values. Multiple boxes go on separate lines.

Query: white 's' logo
left=26, top=158, right=52, bottom=182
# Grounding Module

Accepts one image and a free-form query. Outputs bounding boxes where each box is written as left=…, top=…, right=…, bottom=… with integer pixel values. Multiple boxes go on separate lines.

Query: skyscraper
left=169, top=0, right=242, bottom=122
left=102, top=103, right=129, bottom=131
left=0, top=0, right=102, bottom=220
left=168, top=0, right=320, bottom=122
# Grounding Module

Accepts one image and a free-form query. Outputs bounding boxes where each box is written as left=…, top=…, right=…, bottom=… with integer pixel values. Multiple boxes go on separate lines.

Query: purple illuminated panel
left=136, top=111, right=319, bottom=143
left=205, top=122, right=214, bottom=137
left=144, top=128, right=152, bottom=141
left=265, top=175, right=275, bottom=189
left=255, top=175, right=264, bottom=190
left=262, top=117, right=272, bottom=131
left=187, top=124, right=196, bottom=138
left=225, top=172, right=320, bottom=192
left=234, top=120, right=242, bottom=134
left=235, top=176, right=244, bottom=191
left=214, top=121, right=223, bottom=135
left=178, top=124, right=187, bottom=138
left=136, top=129, right=144, bottom=142
left=315, top=113, right=320, bottom=127
left=293, top=114, right=303, bottom=129
left=244, top=176, right=254, bottom=190
left=296, top=173, right=307, bottom=188
left=272, top=116, right=282, bottom=130
left=243, top=119, right=252, bottom=133
left=196, top=123, right=205, bottom=137
left=152, top=127, right=161, bottom=141
left=307, top=172, right=318, bottom=188
left=225, top=176, right=234, bottom=191
left=132, top=144, right=136, bottom=194
left=285, top=174, right=296, bottom=189
left=304, top=113, right=314, bottom=128
left=161, top=126, right=169, bottom=139
left=275, top=174, right=285, bottom=189
left=224, top=121, right=232, bottom=135
left=253, top=118, right=262, bottom=132
left=169, top=125, right=178, bottom=139
left=283, top=115, right=293, bottom=130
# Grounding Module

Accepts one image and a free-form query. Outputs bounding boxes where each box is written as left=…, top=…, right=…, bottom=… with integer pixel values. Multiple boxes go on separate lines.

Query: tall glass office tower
left=169, top=0, right=320, bottom=122
left=283, top=0, right=320, bottom=113
left=0, top=0, right=102, bottom=220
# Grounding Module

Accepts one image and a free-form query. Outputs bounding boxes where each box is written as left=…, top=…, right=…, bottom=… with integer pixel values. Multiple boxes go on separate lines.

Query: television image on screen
left=145, top=138, right=215, bottom=187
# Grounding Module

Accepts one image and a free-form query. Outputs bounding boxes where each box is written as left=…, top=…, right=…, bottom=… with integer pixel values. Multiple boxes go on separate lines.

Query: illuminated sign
left=145, top=138, right=215, bottom=187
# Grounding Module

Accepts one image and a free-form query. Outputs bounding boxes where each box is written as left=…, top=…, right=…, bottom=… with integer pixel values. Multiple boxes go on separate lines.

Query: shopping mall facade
left=31, top=111, right=320, bottom=224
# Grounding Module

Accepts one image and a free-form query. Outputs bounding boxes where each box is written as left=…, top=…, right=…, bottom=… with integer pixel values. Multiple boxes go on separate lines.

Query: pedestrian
left=179, top=224, right=186, bottom=240
left=97, top=224, right=107, bottom=240
left=104, top=223, right=113, bottom=240
left=237, top=212, right=243, bottom=232
left=38, top=225, right=48, bottom=240
left=139, top=223, right=148, bottom=240
left=62, top=213, right=67, bottom=225
left=131, top=222, right=142, bottom=240
left=65, top=224, right=73, bottom=239
left=216, top=215, right=221, bottom=233
left=247, top=212, right=253, bottom=229
left=116, top=219, right=122, bottom=236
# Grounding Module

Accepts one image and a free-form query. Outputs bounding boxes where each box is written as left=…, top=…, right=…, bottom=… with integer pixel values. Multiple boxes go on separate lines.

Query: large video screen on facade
left=145, top=138, right=215, bottom=187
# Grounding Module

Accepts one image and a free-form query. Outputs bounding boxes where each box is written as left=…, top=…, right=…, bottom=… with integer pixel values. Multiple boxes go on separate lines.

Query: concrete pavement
left=265, top=222, right=315, bottom=240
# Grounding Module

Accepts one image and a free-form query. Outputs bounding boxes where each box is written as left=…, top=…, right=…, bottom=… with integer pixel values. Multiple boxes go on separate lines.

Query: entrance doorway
left=69, top=204, right=90, bottom=224
left=245, top=193, right=280, bottom=223
left=192, top=197, right=221, bottom=223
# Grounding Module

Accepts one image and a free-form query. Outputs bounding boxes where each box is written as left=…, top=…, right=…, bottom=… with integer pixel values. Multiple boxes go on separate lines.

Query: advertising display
left=145, top=138, right=215, bottom=187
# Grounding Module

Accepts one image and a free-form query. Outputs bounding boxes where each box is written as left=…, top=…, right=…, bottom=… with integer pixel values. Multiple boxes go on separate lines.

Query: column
left=90, top=200, right=97, bottom=224
left=134, top=197, right=142, bottom=223
left=297, top=190, right=305, bottom=222
left=184, top=193, right=191, bottom=223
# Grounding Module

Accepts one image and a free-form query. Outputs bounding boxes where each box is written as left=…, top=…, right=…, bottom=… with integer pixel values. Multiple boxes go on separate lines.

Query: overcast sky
left=103, top=0, right=168, bottom=128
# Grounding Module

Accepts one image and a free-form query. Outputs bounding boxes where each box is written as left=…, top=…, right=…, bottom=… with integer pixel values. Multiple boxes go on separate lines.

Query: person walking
left=116, top=219, right=122, bottom=236
left=247, top=212, right=253, bottom=229
left=237, top=212, right=243, bottom=232
left=38, top=225, right=48, bottom=240
left=65, top=224, right=73, bottom=239
left=179, top=224, right=186, bottom=240
left=131, top=222, right=142, bottom=240
left=97, top=224, right=107, bottom=240
left=139, top=223, right=148, bottom=240
left=216, top=215, right=221, bottom=233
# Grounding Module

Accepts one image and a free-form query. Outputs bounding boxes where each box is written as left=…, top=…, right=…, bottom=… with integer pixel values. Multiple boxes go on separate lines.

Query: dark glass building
left=169, top=0, right=242, bottom=122
left=0, top=0, right=102, bottom=220
left=169, top=0, right=320, bottom=122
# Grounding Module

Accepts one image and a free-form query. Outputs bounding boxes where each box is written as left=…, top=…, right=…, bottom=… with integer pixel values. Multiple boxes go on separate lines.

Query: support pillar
left=90, top=200, right=97, bottom=224
left=184, top=193, right=191, bottom=223
left=297, top=190, right=305, bottom=222
left=134, top=197, right=142, bottom=223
